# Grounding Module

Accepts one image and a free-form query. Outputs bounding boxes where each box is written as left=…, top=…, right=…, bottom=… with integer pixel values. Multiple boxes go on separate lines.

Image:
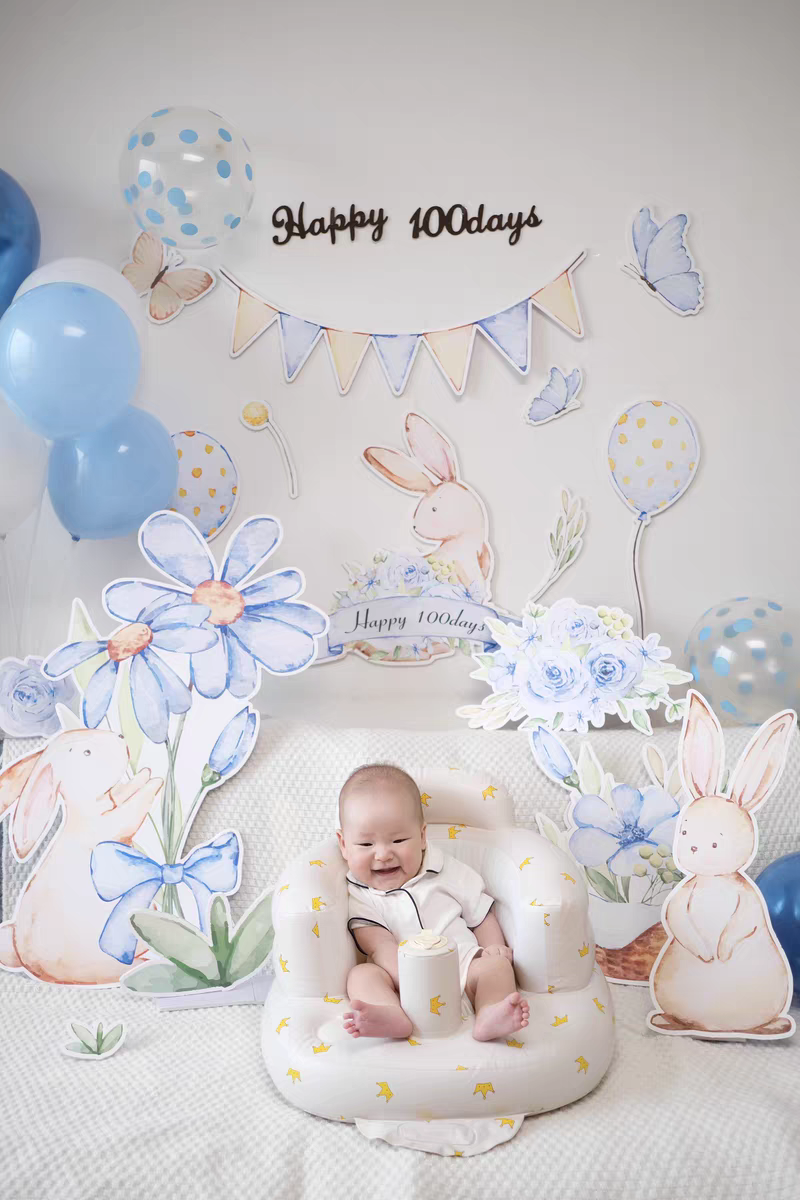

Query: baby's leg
left=467, top=956, right=530, bottom=1042
left=344, top=963, right=413, bottom=1039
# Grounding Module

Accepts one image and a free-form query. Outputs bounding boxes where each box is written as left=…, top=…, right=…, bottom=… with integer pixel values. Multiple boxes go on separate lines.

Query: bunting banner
left=219, top=251, right=585, bottom=397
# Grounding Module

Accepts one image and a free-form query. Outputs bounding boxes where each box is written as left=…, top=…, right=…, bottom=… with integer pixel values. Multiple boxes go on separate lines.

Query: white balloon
left=14, top=257, right=145, bottom=342
left=0, top=393, right=47, bottom=535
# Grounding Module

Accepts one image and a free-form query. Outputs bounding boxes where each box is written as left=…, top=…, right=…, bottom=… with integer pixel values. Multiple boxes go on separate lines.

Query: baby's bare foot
left=473, top=991, right=530, bottom=1042
left=343, top=998, right=413, bottom=1039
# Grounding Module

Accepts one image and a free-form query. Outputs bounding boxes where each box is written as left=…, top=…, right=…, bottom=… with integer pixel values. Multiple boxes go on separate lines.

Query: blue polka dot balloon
left=119, top=106, right=255, bottom=250
left=685, top=597, right=799, bottom=724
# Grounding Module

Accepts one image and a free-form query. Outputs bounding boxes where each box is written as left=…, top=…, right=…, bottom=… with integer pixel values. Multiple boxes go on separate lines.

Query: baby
left=337, top=763, right=529, bottom=1042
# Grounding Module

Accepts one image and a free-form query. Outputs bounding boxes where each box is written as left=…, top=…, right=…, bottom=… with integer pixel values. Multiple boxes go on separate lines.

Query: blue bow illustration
left=91, top=831, right=240, bottom=964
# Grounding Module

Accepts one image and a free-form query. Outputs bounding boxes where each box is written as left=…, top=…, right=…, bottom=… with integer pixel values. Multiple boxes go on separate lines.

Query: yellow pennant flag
left=424, top=325, right=476, bottom=394
left=228, top=281, right=279, bottom=356
left=530, top=252, right=585, bottom=337
left=325, top=330, right=371, bottom=393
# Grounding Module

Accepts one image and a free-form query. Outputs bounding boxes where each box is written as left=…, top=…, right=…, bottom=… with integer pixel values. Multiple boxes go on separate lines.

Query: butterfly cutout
left=524, top=367, right=583, bottom=426
left=622, top=208, right=704, bottom=316
left=122, top=232, right=216, bottom=324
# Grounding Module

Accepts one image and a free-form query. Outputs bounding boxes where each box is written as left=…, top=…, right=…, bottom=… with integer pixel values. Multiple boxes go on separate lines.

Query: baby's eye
left=357, top=842, right=373, bottom=848
left=393, top=839, right=408, bottom=844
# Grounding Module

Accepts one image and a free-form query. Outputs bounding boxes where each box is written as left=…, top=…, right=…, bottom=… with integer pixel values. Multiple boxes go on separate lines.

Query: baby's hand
left=481, top=944, right=513, bottom=962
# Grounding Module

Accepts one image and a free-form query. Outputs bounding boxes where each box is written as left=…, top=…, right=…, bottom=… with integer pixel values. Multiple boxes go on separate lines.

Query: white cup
left=397, top=929, right=461, bottom=1038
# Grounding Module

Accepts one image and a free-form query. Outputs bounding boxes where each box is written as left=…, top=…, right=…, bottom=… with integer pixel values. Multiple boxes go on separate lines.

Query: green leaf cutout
left=95, top=1022, right=103, bottom=1051
left=67, top=599, right=109, bottom=698
left=117, top=659, right=145, bottom=770
left=130, top=911, right=220, bottom=985
left=228, top=892, right=274, bottom=983
left=66, top=1042, right=96, bottom=1055
left=577, top=743, right=603, bottom=796
left=98, top=1024, right=124, bottom=1055
left=585, top=868, right=620, bottom=903
left=70, top=1022, right=97, bottom=1052
left=631, top=708, right=653, bottom=735
left=122, top=962, right=209, bottom=993
left=210, top=896, right=232, bottom=980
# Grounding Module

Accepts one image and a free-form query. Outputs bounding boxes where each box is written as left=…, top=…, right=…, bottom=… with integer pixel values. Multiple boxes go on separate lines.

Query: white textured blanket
left=2, top=721, right=799, bottom=1200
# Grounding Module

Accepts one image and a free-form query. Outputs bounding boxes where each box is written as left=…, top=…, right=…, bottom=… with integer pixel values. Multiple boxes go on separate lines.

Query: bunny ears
left=680, top=690, right=797, bottom=812
left=363, top=413, right=460, bottom=494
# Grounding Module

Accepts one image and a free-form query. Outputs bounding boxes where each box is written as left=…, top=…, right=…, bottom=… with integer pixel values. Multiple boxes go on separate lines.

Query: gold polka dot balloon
left=171, top=430, right=239, bottom=541
left=607, top=400, right=699, bottom=519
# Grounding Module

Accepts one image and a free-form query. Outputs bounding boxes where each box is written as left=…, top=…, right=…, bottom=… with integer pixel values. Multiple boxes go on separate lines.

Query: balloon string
left=18, top=491, right=44, bottom=656
left=0, top=535, right=20, bottom=658
left=631, top=516, right=647, bottom=637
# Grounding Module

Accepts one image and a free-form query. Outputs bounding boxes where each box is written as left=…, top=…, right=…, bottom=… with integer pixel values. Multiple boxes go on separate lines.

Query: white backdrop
left=1, top=0, right=798, bottom=727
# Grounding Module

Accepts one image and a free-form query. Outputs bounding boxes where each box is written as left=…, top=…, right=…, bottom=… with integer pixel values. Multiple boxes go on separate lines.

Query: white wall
left=1, top=0, right=798, bottom=727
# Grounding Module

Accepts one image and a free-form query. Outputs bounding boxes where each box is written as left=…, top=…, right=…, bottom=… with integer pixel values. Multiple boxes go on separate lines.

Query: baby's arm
left=472, top=909, right=512, bottom=960
left=352, top=924, right=401, bottom=987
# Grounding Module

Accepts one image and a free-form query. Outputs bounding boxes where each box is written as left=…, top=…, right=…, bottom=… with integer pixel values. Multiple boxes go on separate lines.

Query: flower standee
left=0, top=510, right=327, bottom=992
left=458, top=598, right=692, bottom=735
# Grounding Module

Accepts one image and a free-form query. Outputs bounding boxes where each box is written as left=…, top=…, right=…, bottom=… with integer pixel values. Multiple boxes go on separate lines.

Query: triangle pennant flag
left=476, top=299, right=531, bottom=373
left=372, top=334, right=422, bottom=396
left=424, top=325, right=477, bottom=395
left=325, top=330, right=371, bottom=394
left=278, top=312, right=324, bottom=381
left=530, top=253, right=585, bottom=337
left=231, top=288, right=279, bottom=356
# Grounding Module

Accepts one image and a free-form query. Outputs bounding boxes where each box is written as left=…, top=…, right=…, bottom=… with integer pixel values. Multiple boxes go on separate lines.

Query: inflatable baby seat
left=263, top=769, right=614, bottom=1155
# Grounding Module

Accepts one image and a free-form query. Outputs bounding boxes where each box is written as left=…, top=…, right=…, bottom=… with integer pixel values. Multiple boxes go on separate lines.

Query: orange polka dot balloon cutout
left=170, top=430, right=239, bottom=541
left=607, top=400, right=700, bottom=635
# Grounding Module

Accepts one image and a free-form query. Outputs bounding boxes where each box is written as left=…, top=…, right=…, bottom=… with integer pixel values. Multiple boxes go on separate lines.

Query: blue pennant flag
left=477, top=300, right=531, bottom=373
left=279, top=312, right=323, bottom=381
left=372, top=334, right=422, bottom=396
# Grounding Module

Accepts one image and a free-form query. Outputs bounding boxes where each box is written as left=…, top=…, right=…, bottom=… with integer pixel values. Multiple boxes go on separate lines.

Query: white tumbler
left=397, top=929, right=461, bottom=1038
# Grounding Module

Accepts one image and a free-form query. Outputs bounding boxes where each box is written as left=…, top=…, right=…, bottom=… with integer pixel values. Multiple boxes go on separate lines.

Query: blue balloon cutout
left=0, top=283, right=140, bottom=439
left=0, top=169, right=40, bottom=318
left=48, top=407, right=178, bottom=540
left=757, top=853, right=800, bottom=993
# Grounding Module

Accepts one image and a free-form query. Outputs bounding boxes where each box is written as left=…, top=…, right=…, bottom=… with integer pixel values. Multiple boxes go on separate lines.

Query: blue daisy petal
left=130, top=652, right=170, bottom=743
left=149, top=602, right=212, bottom=632
left=82, top=659, right=120, bottom=728
left=141, top=647, right=192, bottom=715
left=43, top=640, right=109, bottom=678
left=190, top=635, right=230, bottom=700
left=221, top=517, right=280, bottom=588
left=104, top=581, right=184, bottom=623
left=140, top=512, right=216, bottom=590
left=225, top=628, right=259, bottom=697
left=228, top=612, right=316, bottom=674
left=240, top=569, right=303, bottom=606
left=150, top=625, right=218, bottom=654
left=250, top=600, right=327, bottom=636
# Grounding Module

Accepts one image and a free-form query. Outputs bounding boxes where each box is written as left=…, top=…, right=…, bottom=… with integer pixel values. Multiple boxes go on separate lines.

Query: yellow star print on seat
left=323, top=993, right=343, bottom=1003
left=519, top=857, right=533, bottom=869
left=579, top=942, right=589, bottom=957
left=448, top=825, right=465, bottom=840
left=275, top=1017, right=290, bottom=1034
left=529, top=898, right=542, bottom=906
left=453, top=1151, right=463, bottom=1157
left=593, top=998, right=606, bottom=1013
left=561, top=872, right=576, bottom=884
left=376, top=1082, right=393, bottom=1103
left=312, top=1043, right=330, bottom=1054
left=279, top=955, right=289, bottom=973
left=506, top=1037, right=524, bottom=1048
left=419, top=792, right=430, bottom=806
left=407, top=1038, right=420, bottom=1046
left=456, top=1065, right=468, bottom=1070
left=309, top=859, right=325, bottom=867
left=287, top=1068, right=301, bottom=1084
left=543, top=913, right=551, bottom=926
left=474, top=1082, right=495, bottom=1099
left=311, top=922, right=319, bottom=938
left=311, top=897, right=326, bottom=911
left=482, top=785, right=498, bottom=800
left=575, top=1056, right=589, bottom=1074
left=551, top=1015, right=568, bottom=1027
left=430, top=995, right=446, bottom=1015
left=278, top=884, right=289, bottom=893
left=497, top=1118, right=515, bottom=1128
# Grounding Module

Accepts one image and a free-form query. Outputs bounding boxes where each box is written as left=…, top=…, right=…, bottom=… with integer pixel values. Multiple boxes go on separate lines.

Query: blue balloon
left=0, top=283, right=140, bottom=439
left=757, top=853, right=800, bottom=993
left=48, top=407, right=178, bottom=540
left=0, top=170, right=40, bottom=318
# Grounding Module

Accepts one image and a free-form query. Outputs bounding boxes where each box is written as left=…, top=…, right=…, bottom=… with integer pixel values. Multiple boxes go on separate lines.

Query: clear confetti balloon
left=685, top=597, right=800, bottom=724
left=119, top=106, right=255, bottom=251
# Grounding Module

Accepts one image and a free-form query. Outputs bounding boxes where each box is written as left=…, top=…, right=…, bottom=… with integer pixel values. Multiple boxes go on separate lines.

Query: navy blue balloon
left=48, top=407, right=178, bottom=540
left=757, top=852, right=800, bottom=993
left=0, top=282, right=140, bottom=439
left=0, top=170, right=40, bottom=318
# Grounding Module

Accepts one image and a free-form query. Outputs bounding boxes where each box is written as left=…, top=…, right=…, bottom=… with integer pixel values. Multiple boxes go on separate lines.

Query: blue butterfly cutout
left=623, top=208, right=704, bottom=315
left=524, top=367, right=583, bottom=426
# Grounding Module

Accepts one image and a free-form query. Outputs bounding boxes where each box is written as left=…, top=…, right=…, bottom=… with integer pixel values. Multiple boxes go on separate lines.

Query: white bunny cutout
left=364, top=412, right=493, bottom=592
left=648, top=690, right=797, bottom=1039
left=0, top=727, right=163, bottom=986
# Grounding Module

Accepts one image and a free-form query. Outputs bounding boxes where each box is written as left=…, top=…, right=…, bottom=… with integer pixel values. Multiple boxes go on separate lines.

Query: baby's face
left=337, top=782, right=426, bottom=891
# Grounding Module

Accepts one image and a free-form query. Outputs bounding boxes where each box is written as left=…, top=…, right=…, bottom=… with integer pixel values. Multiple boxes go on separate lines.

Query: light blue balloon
left=48, top=407, right=178, bottom=540
left=0, top=283, right=140, bottom=439
left=0, top=169, right=40, bottom=318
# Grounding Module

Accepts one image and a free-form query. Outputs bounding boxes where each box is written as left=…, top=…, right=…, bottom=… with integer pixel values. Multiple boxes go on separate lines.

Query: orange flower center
left=191, top=579, right=245, bottom=626
left=107, top=622, right=153, bottom=662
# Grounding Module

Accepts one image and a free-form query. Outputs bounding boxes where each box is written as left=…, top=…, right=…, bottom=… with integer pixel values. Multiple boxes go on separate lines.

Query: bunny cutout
left=0, top=728, right=163, bottom=986
left=648, top=691, right=797, bottom=1039
left=364, top=412, right=493, bottom=590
